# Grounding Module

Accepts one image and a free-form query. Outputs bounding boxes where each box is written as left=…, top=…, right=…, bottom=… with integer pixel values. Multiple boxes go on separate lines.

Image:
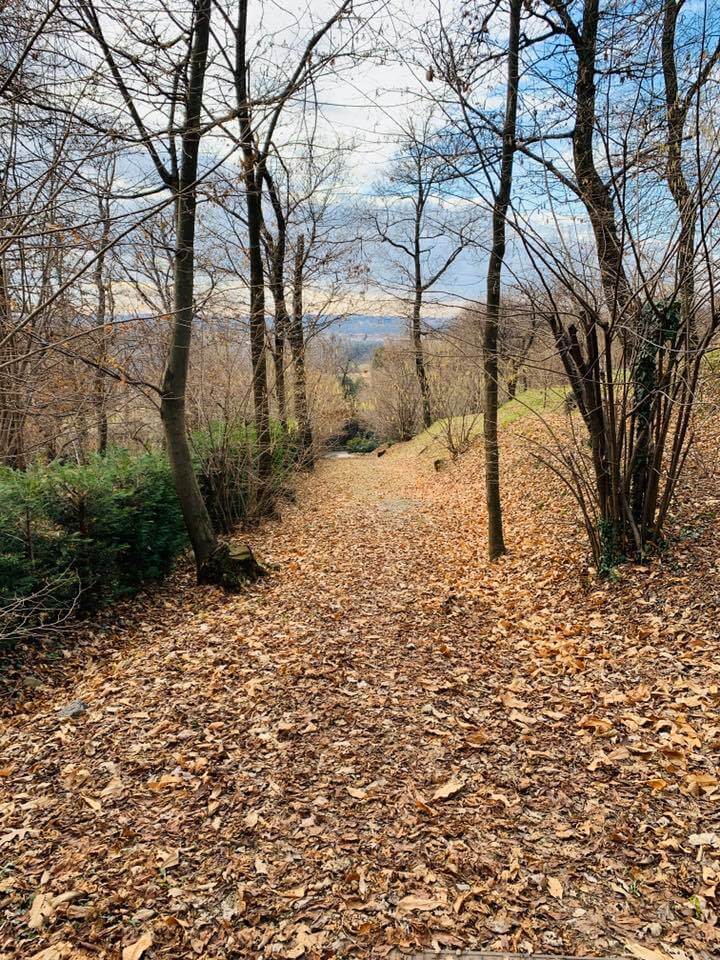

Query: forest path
left=2, top=441, right=719, bottom=960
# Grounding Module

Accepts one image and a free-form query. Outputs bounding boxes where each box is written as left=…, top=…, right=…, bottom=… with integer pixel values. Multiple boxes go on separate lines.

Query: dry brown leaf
left=122, top=931, right=153, bottom=960
left=414, top=794, right=435, bottom=816
left=579, top=716, right=614, bottom=735
left=396, top=894, right=446, bottom=916
left=547, top=876, right=564, bottom=900
left=30, top=944, right=73, bottom=960
left=432, top=776, right=465, bottom=801
left=686, top=772, right=719, bottom=796
left=147, top=773, right=182, bottom=791
left=624, top=940, right=674, bottom=960
left=28, top=892, right=52, bottom=930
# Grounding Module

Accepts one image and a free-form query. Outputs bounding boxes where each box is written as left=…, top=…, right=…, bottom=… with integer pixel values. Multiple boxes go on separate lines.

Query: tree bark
left=290, top=234, right=313, bottom=461
left=662, top=0, right=696, bottom=329
left=244, top=173, right=273, bottom=481
left=411, top=290, right=432, bottom=429
left=483, top=0, right=521, bottom=560
left=0, top=263, right=26, bottom=469
left=236, top=0, right=272, bottom=484
left=412, top=182, right=432, bottom=429
left=263, top=170, right=290, bottom=432
left=572, top=0, right=633, bottom=321
left=93, top=197, right=110, bottom=455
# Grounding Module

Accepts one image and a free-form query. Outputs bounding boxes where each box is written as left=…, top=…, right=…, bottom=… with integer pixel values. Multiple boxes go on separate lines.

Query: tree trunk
left=93, top=206, right=110, bottom=455
left=0, top=263, right=26, bottom=469
left=572, top=0, right=633, bottom=322
left=662, top=0, right=696, bottom=329
left=483, top=0, right=521, bottom=560
left=263, top=170, right=289, bottom=433
left=160, top=0, right=261, bottom=587
left=272, top=301, right=288, bottom=431
left=290, top=235, right=313, bottom=461
left=412, top=291, right=432, bottom=429
left=244, top=175, right=273, bottom=483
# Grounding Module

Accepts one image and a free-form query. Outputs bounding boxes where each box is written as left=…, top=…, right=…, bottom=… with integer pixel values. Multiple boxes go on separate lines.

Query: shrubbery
left=0, top=450, right=187, bottom=637
left=345, top=433, right=379, bottom=453
left=0, top=424, right=301, bottom=641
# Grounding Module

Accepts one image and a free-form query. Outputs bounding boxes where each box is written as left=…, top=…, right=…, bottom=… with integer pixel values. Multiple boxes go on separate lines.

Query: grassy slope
left=397, top=385, right=569, bottom=459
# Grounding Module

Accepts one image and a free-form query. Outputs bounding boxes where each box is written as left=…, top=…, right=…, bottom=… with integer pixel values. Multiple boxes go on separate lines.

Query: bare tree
left=373, top=112, right=475, bottom=428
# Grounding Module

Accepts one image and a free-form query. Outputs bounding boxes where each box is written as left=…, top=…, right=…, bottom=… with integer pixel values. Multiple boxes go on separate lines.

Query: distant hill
left=337, top=315, right=407, bottom=339
left=335, top=314, right=449, bottom=339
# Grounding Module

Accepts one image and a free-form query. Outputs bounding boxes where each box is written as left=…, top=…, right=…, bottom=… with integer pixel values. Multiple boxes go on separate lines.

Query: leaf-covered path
left=2, top=430, right=720, bottom=960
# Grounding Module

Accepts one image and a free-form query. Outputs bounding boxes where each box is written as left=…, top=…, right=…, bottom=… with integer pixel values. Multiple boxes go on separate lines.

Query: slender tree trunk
left=0, top=263, right=26, bottom=469
left=263, top=169, right=289, bottom=433
left=412, top=291, right=432, bottom=429
left=662, top=0, right=696, bottom=328
left=160, top=0, right=261, bottom=586
left=266, top=247, right=289, bottom=433
left=272, top=302, right=288, bottom=431
left=290, top=235, right=313, bottom=461
left=572, top=0, right=633, bottom=321
left=236, top=0, right=272, bottom=485
left=93, top=205, right=110, bottom=455
left=244, top=174, right=273, bottom=482
left=483, top=0, right=521, bottom=560
left=570, top=0, right=634, bottom=556
left=412, top=185, right=432, bottom=429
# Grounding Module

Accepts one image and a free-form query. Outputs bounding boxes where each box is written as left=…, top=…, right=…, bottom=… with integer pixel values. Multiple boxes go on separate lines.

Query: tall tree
left=482, top=0, right=521, bottom=559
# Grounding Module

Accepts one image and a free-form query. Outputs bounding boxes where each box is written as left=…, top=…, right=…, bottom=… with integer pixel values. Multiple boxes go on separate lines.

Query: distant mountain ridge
left=337, top=314, right=447, bottom=340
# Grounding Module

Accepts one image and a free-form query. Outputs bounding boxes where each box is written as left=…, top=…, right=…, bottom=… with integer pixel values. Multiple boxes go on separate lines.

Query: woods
left=1, top=0, right=720, bottom=956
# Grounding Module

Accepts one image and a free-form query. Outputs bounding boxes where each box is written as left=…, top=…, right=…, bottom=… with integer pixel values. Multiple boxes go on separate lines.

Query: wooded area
left=1, top=0, right=719, bottom=957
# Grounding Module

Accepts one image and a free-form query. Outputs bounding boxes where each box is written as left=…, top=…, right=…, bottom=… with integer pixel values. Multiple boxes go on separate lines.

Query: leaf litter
left=1, top=415, right=719, bottom=958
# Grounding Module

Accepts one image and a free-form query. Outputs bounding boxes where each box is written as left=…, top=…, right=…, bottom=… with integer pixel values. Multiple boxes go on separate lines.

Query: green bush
left=192, top=420, right=298, bottom=532
left=0, top=450, right=187, bottom=634
left=345, top=433, right=379, bottom=453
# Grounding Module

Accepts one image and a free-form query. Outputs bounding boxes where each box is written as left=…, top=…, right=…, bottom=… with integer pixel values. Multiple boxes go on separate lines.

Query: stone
left=57, top=700, right=88, bottom=718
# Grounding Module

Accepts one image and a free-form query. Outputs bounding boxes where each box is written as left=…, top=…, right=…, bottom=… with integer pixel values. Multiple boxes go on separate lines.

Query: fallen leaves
left=27, top=890, right=84, bottom=931
left=2, top=417, right=720, bottom=959
left=147, top=773, right=183, bottom=791
left=28, top=892, right=52, bottom=930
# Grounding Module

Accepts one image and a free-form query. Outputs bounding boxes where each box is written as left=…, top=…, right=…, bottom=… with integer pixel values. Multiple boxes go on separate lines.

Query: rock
left=57, top=700, right=88, bottom=718
left=376, top=445, right=388, bottom=457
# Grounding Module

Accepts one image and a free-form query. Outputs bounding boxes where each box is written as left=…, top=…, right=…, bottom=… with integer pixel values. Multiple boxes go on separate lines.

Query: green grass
left=400, top=386, right=569, bottom=458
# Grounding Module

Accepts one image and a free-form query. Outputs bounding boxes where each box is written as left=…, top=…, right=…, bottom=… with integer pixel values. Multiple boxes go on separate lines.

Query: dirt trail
left=1, top=442, right=719, bottom=959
